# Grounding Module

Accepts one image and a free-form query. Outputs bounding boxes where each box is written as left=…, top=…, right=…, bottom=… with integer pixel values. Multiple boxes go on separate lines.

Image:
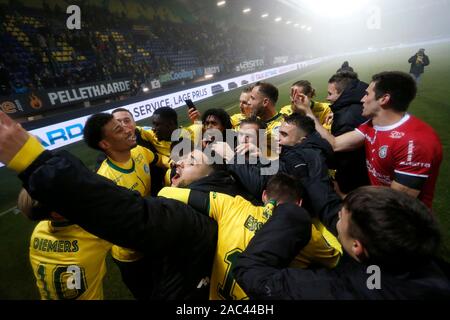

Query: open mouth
left=171, top=168, right=182, bottom=186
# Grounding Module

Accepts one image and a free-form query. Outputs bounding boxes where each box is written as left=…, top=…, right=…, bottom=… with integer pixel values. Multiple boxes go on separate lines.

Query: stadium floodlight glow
left=294, top=23, right=299, bottom=27
left=301, top=25, right=306, bottom=29
left=217, top=1, right=226, bottom=7
left=274, top=17, right=282, bottom=22
left=307, top=26, right=312, bottom=31
left=142, top=87, right=149, bottom=92
left=261, top=13, right=269, bottom=18
left=242, top=8, right=251, bottom=14
left=302, top=0, right=370, bottom=18
left=286, top=21, right=292, bottom=25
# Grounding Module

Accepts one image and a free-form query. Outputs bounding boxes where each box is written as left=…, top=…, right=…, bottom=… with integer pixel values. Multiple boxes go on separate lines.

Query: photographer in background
left=408, top=49, right=430, bottom=84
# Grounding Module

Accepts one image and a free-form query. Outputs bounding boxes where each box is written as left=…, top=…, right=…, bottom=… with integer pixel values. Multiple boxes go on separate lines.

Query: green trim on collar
left=265, top=112, right=283, bottom=124
left=51, top=221, right=74, bottom=228
left=106, top=158, right=135, bottom=174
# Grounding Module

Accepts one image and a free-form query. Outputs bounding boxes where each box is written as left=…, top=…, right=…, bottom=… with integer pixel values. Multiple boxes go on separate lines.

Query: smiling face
left=152, top=114, right=176, bottom=141
left=100, top=118, right=137, bottom=152
left=171, top=150, right=214, bottom=187
left=113, top=111, right=136, bottom=136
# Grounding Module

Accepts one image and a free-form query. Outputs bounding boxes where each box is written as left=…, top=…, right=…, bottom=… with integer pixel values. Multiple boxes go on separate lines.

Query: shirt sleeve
left=209, top=192, right=235, bottom=221
left=392, top=138, right=433, bottom=189
left=355, top=120, right=370, bottom=137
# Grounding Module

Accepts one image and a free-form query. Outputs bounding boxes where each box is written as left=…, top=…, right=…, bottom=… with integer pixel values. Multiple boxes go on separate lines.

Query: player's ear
left=99, top=139, right=109, bottom=151
left=261, top=190, right=269, bottom=204
left=379, top=93, right=391, bottom=108
left=352, top=239, right=367, bottom=261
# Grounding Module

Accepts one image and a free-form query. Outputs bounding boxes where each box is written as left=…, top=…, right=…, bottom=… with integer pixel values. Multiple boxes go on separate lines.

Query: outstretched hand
left=292, top=93, right=313, bottom=116
left=0, top=112, right=30, bottom=165
left=210, top=141, right=235, bottom=162
left=188, top=108, right=201, bottom=124
left=235, top=143, right=260, bottom=158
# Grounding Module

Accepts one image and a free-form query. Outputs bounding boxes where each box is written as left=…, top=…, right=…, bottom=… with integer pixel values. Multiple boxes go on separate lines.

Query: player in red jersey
left=293, top=71, right=442, bottom=208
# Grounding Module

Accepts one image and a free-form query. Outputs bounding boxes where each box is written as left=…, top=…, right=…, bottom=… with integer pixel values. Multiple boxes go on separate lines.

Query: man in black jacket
left=234, top=185, right=450, bottom=299
left=408, top=48, right=430, bottom=84
left=322, top=71, right=369, bottom=194
left=217, top=113, right=337, bottom=218
left=0, top=111, right=217, bottom=300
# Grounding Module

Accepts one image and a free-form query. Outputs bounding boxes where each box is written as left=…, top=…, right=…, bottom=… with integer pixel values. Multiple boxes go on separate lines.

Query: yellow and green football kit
left=158, top=187, right=342, bottom=300
left=264, top=112, right=284, bottom=158
left=138, top=125, right=200, bottom=159
left=29, top=221, right=112, bottom=300
left=97, top=145, right=160, bottom=262
left=230, top=113, right=246, bottom=129
left=280, top=100, right=332, bottom=131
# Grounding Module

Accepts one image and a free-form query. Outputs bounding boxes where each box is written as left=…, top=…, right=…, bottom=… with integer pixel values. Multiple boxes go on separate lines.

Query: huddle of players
left=18, top=69, right=446, bottom=300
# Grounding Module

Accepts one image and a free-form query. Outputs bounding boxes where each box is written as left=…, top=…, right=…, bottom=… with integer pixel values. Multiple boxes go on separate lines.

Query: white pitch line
left=0, top=206, right=18, bottom=217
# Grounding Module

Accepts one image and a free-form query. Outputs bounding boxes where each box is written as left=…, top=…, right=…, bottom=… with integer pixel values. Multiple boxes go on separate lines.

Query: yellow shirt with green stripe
left=97, top=145, right=158, bottom=262
left=230, top=113, right=246, bottom=129
left=138, top=124, right=201, bottom=160
left=29, top=221, right=112, bottom=300
left=280, top=100, right=332, bottom=131
left=158, top=187, right=341, bottom=300
left=264, top=112, right=284, bottom=158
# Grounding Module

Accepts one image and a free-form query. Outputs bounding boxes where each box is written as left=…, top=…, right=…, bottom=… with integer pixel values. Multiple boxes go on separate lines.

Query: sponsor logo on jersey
left=378, top=145, right=388, bottom=159
left=399, top=161, right=431, bottom=168
left=389, top=131, right=405, bottom=139
left=366, top=161, right=392, bottom=185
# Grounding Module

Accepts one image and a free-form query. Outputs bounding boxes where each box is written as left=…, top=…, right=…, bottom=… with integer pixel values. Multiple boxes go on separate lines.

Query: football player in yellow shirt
left=248, top=82, right=285, bottom=157
left=83, top=112, right=165, bottom=299
left=113, top=107, right=197, bottom=192
left=280, top=80, right=333, bottom=131
left=230, top=86, right=253, bottom=128
left=160, top=150, right=341, bottom=300
left=18, top=189, right=112, bottom=300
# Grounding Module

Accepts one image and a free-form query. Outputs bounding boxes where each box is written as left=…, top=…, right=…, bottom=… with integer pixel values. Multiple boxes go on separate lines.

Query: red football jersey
left=356, top=114, right=442, bottom=208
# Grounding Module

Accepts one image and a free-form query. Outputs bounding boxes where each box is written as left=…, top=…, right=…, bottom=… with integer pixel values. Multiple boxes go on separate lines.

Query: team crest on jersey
left=144, top=164, right=150, bottom=174
left=389, top=131, right=405, bottom=139
left=378, top=145, right=388, bottom=159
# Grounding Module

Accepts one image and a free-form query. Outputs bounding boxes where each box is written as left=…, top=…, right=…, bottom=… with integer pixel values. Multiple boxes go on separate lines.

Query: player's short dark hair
left=255, top=81, right=279, bottom=104
left=112, top=108, right=133, bottom=118
left=242, top=85, right=254, bottom=93
left=371, top=71, right=417, bottom=112
left=328, top=71, right=359, bottom=94
left=344, top=186, right=441, bottom=269
left=283, top=113, right=316, bottom=136
left=265, top=173, right=303, bottom=203
left=240, top=115, right=267, bottom=130
left=153, top=107, right=178, bottom=126
left=291, top=80, right=316, bottom=98
left=202, top=108, right=232, bottom=130
left=83, top=113, right=113, bottom=151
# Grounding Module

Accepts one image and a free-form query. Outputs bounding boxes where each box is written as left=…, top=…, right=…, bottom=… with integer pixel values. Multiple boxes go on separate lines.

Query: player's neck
left=107, top=150, right=131, bottom=163
left=261, top=107, right=277, bottom=122
left=373, top=110, right=406, bottom=127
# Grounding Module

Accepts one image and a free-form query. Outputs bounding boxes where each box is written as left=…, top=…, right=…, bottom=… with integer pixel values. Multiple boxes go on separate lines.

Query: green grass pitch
left=0, top=43, right=448, bottom=299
